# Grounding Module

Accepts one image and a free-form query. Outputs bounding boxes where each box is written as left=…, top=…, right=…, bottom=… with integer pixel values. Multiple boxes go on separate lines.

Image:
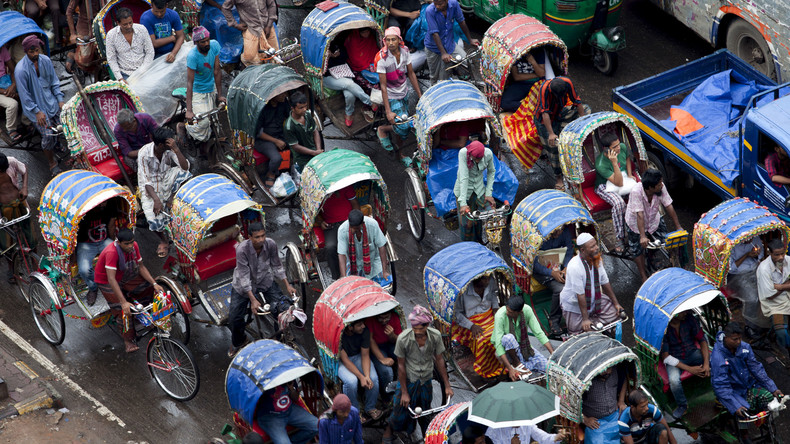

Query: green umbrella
left=468, top=381, right=560, bottom=427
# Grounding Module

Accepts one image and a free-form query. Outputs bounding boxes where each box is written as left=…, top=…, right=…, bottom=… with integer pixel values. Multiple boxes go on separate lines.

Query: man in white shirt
left=756, top=238, right=790, bottom=353
left=105, top=7, right=155, bottom=80
left=485, top=424, right=566, bottom=444
left=727, top=236, right=770, bottom=339
left=560, top=233, right=623, bottom=335
left=453, top=275, right=501, bottom=378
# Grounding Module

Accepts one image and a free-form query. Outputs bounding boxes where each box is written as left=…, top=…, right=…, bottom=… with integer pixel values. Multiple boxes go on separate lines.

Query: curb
left=0, top=360, right=60, bottom=421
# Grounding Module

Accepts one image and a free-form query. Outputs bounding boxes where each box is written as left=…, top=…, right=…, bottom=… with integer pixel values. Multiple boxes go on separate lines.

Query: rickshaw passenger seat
left=580, top=150, right=611, bottom=213
left=194, top=240, right=238, bottom=281
left=253, top=148, right=291, bottom=171
left=657, top=361, right=693, bottom=393
left=94, top=156, right=133, bottom=183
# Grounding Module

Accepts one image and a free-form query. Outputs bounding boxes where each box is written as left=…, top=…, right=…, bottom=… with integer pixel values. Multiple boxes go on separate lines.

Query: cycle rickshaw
left=61, top=80, right=144, bottom=186
left=479, top=14, right=569, bottom=172
left=423, top=241, right=516, bottom=391
left=222, top=63, right=318, bottom=205
left=301, top=1, right=382, bottom=138
left=425, top=401, right=471, bottom=444
left=546, top=332, right=641, bottom=443
left=633, top=267, right=735, bottom=440
left=284, top=149, right=398, bottom=298
left=509, top=189, right=599, bottom=334
left=227, top=339, right=330, bottom=441
left=405, top=79, right=518, bottom=246
left=33, top=170, right=198, bottom=400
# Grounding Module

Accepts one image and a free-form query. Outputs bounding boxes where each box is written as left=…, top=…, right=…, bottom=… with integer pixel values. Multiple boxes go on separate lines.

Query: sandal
left=345, top=115, right=353, bottom=127
left=264, top=174, right=276, bottom=188
left=8, top=130, right=21, bottom=142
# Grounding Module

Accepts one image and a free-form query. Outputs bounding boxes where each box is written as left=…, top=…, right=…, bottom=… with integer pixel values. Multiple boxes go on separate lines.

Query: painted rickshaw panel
left=693, top=197, right=790, bottom=288
left=424, top=241, right=514, bottom=326
left=300, top=2, right=382, bottom=98
left=93, top=0, right=152, bottom=59
left=546, top=332, right=640, bottom=423
left=557, top=111, right=647, bottom=184
left=0, top=11, right=50, bottom=55
left=425, top=401, right=471, bottom=444
left=38, top=170, right=137, bottom=273
left=414, top=80, right=502, bottom=166
left=510, top=189, right=598, bottom=275
left=633, top=268, right=726, bottom=355
left=169, top=173, right=263, bottom=263
left=226, top=339, right=324, bottom=427
left=299, top=149, right=390, bottom=236
left=479, top=14, right=568, bottom=99
left=313, top=276, right=404, bottom=382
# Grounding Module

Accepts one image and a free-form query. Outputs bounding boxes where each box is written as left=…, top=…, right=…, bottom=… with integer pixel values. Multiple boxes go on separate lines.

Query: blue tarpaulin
left=660, top=70, right=774, bottom=187
left=200, top=4, right=242, bottom=64
left=426, top=147, right=519, bottom=217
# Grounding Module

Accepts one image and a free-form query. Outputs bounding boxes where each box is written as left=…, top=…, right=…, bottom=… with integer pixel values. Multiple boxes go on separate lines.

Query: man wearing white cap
left=559, top=232, right=623, bottom=335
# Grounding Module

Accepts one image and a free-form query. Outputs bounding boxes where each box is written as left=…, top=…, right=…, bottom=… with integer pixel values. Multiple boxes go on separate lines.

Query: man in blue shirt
left=318, top=393, right=363, bottom=444
left=140, top=0, right=185, bottom=62
left=619, top=390, right=676, bottom=444
left=181, top=26, right=224, bottom=157
left=531, top=226, right=574, bottom=336
left=423, top=0, right=478, bottom=85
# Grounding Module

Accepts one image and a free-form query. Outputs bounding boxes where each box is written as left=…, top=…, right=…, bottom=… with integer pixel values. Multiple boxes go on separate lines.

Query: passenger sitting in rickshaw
left=454, top=275, right=501, bottom=378
left=94, top=228, right=165, bottom=353
left=337, top=209, right=390, bottom=286
left=383, top=305, right=453, bottom=444
left=535, top=77, right=589, bottom=190
left=375, top=27, right=422, bottom=167
left=141, top=0, right=186, bottom=62
left=594, top=132, right=636, bottom=253
left=582, top=364, right=627, bottom=444
left=317, top=185, right=360, bottom=280
left=463, top=424, right=493, bottom=444
left=228, top=222, right=295, bottom=356
left=491, top=296, right=554, bottom=381
left=64, top=0, right=103, bottom=76
left=344, top=28, right=380, bottom=92
left=455, top=140, right=495, bottom=244
left=625, top=169, right=683, bottom=283
left=184, top=26, right=225, bottom=159
left=138, top=127, right=192, bottom=257
left=78, top=201, right=117, bottom=306
left=284, top=91, right=323, bottom=175
left=559, top=233, right=624, bottom=335
left=711, top=323, right=783, bottom=438
left=0, top=43, right=21, bottom=143
left=0, top=153, right=31, bottom=283
left=619, top=390, right=677, bottom=444
left=727, top=236, right=770, bottom=341
left=499, top=50, right=546, bottom=113
left=339, top=319, right=384, bottom=423
left=660, top=310, right=710, bottom=418
left=367, top=310, right=401, bottom=397
left=254, top=91, right=289, bottom=188
left=255, top=380, right=319, bottom=444
left=104, top=8, right=155, bottom=80
left=533, top=226, right=574, bottom=337
left=324, top=41, right=375, bottom=128
left=433, top=119, right=486, bottom=151
left=756, top=238, right=790, bottom=354
left=114, top=109, right=158, bottom=172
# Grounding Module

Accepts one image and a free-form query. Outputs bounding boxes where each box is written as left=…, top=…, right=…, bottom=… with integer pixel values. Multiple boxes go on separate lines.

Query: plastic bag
left=271, top=173, right=297, bottom=198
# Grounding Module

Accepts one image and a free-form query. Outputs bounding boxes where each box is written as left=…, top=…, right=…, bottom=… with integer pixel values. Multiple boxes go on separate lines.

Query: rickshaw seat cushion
left=581, top=186, right=611, bottom=213
left=253, top=148, right=291, bottom=171
left=657, top=361, right=693, bottom=392
left=93, top=158, right=132, bottom=183
left=194, top=239, right=238, bottom=280
left=530, top=277, right=547, bottom=293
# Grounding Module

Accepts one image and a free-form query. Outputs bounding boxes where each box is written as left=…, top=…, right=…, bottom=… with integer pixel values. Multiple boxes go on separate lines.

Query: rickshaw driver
left=183, top=27, right=225, bottom=159
left=711, top=323, right=782, bottom=435
left=337, top=209, right=389, bottom=285
left=317, top=186, right=360, bottom=280
left=94, top=228, right=164, bottom=353
left=660, top=310, right=710, bottom=419
left=533, top=226, right=574, bottom=337
left=423, top=0, right=479, bottom=85
left=453, top=274, right=501, bottom=378
left=582, top=365, right=628, bottom=444
left=559, top=233, right=623, bottom=335
left=0, top=153, right=31, bottom=284
left=228, top=222, right=295, bottom=357
left=625, top=168, right=683, bottom=283
left=755, top=238, right=790, bottom=354
left=138, top=127, right=192, bottom=257
left=491, top=296, right=554, bottom=381
left=455, top=140, right=496, bottom=244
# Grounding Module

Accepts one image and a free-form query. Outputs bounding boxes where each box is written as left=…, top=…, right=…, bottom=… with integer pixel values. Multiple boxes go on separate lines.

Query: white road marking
left=0, top=320, right=126, bottom=427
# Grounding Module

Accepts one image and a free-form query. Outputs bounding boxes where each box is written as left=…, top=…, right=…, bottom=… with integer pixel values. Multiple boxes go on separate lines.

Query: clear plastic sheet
left=127, top=41, right=195, bottom=125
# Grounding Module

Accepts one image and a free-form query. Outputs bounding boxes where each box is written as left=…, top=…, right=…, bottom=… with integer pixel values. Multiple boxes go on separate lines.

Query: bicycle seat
left=172, top=87, right=187, bottom=101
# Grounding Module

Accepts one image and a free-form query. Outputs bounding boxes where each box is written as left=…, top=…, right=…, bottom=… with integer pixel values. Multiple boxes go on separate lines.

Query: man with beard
left=624, top=168, right=682, bottom=282
left=15, top=35, right=64, bottom=174
left=756, top=238, right=790, bottom=355
left=559, top=232, right=623, bottom=335
left=181, top=27, right=224, bottom=159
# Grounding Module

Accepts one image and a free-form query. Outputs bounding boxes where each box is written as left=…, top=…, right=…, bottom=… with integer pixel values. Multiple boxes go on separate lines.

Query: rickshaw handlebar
left=408, top=395, right=452, bottom=418
left=0, top=205, right=31, bottom=228
left=186, top=102, right=227, bottom=125
left=738, top=395, right=788, bottom=422
left=467, top=204, right=511, bottom=221
left=590, top=309, right=628, bottom=333
left=255, top=292, right=300, bottom=316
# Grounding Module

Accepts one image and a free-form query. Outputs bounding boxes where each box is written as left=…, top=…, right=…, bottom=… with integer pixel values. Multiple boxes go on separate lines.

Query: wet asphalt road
left=2, top=0, right=788, bottom=442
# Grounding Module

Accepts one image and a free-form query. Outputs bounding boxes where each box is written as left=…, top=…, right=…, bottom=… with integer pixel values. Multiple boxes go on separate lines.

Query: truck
left=612, top=49, right=790, bottom=222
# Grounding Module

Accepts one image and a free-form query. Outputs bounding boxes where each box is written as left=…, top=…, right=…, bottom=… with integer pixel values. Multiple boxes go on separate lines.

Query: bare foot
left=124, top=339, right=139, bottom=353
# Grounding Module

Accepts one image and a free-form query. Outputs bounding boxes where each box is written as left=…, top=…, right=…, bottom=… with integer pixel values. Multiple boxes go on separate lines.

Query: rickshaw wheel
left=284, top=243, right=308, bottom=311
left=592, top=48, right=618, bottom=76
left=28, top=276, right=65, bottom=346
left=168, top=301, right=191, bottom=346
left=388, top=259, right=397, bottom=296
left=12, top=251, right=41, bottom=303
left=146, top=336, right=200, bottom=401
left=404, top=169, right=426, bottom=241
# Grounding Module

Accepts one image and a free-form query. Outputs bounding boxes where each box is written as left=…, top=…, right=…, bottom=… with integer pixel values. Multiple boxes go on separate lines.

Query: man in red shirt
left=94, top=228, right=163, bottom=353
left=366, top=310, right=402, bottom=398
left=316, top=186, right=359, bottom=279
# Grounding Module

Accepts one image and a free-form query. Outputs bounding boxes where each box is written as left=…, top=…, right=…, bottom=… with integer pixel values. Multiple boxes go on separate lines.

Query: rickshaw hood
left=0, top=11, right=50, bottom=55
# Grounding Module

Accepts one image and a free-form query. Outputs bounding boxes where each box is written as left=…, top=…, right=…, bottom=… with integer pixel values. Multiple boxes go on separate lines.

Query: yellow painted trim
left=613, top=103, right=738, bottom=196
left=744, top=139, right=752, bottom=152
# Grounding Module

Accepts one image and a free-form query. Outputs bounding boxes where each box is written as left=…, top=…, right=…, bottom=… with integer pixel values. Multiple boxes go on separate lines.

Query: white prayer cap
left=576, top=232, right=595, bottom=246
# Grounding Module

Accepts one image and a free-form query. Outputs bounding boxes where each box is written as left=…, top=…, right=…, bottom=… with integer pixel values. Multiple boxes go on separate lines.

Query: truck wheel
left=726, top=18, right=776, bottom=81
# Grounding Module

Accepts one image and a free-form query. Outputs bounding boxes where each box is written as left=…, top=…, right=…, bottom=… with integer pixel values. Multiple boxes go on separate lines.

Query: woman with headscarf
left=454, top=140, right=496, bottom=243
left=324, top=31, right=376, bottom=128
